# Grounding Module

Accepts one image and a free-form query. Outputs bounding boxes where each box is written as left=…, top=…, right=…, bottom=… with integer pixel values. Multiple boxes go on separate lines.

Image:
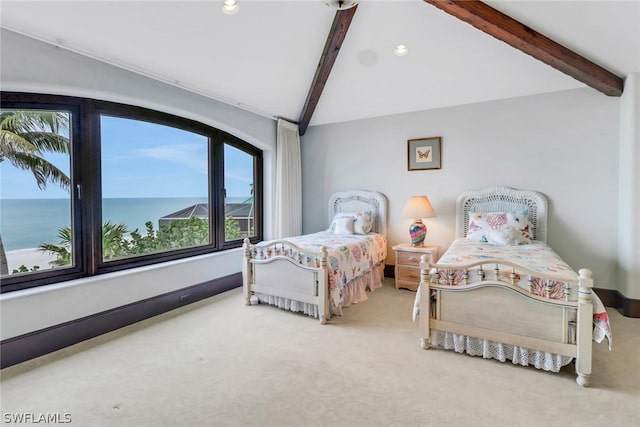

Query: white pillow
left=328, top=213, right=354, bottom=232
left=488, top=225, right=527, bottom=245
left=328, top=211, right=375, bottom=234
left=334, top=216, right=354, bottom=235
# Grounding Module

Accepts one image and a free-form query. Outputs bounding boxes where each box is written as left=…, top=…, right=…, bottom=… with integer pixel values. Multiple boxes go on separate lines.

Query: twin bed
left=413, top=186, right=611, bottom=386
left=242, top=187, right=611, bottom=386
left=243, top=190, right=388, bottom=324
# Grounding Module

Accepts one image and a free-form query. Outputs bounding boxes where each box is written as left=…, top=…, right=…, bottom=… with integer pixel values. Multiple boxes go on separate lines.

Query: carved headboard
left=456, top=186, right=548, bottom=242
left=328, top=190, right=388, bottom=237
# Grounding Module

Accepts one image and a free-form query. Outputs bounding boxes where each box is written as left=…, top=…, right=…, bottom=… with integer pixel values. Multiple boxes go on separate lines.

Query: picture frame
left=408, top=136, right=441, bottom=171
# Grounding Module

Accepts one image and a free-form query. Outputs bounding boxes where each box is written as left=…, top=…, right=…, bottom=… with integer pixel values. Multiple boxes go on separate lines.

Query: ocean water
left=0, top=197, right=222, bottom=251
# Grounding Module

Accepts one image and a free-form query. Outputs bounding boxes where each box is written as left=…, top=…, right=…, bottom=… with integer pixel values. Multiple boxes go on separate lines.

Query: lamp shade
left=402, top=196, right=436, bottom=247
left=402, top=196, right=436, bottom=219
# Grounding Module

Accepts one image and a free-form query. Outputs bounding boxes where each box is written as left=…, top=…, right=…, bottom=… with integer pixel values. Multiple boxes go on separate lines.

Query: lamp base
left=409, top=219, right=427, bottom=247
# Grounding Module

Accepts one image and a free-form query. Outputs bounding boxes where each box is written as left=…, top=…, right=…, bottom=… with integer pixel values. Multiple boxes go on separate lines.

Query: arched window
left=0, top=92, right=262, bottom=292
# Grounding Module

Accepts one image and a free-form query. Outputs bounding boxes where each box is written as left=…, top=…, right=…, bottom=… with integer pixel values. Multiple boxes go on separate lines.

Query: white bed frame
left=418, top=186, right=595, bottom=386
left=243, top=190, right=388, bottom=324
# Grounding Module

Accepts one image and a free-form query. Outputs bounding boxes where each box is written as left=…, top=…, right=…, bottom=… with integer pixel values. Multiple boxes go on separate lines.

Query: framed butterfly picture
left=408, top=136, right=441, bottom=171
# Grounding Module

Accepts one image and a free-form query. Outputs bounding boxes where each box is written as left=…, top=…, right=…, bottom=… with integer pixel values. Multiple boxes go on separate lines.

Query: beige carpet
left=1, top=279, right=639, bottom=427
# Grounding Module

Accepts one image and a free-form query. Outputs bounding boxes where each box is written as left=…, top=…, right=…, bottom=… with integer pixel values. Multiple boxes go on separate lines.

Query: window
left=0, top=109, right=78, bottom=280
left=0, top=93, right=263, bottom=292
left=224, top=143, right=257, bottom=242
left=100, top=115, right=210, bottom=261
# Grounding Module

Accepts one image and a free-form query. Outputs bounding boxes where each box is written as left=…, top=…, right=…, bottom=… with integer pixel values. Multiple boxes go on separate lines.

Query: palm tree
left=38, top=226, right=73, bottom=267
left=40, top=222, right=130, bottom=266
left=0, top=110, right=70, bottom=275
left=101, top=222, right=130, bottom=260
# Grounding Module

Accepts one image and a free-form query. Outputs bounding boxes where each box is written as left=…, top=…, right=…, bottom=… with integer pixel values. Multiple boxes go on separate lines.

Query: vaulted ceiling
left=2, top=1, right=639, bottom=131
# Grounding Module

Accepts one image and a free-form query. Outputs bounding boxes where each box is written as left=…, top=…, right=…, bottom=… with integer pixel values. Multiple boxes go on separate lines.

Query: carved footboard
left=418, top=255, right=594, bottom=386
left=243, top=238, right=330, bottom=324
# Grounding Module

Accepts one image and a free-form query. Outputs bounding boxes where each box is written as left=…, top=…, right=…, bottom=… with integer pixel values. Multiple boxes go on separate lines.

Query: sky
left=0, top=115, right=254, bottom=200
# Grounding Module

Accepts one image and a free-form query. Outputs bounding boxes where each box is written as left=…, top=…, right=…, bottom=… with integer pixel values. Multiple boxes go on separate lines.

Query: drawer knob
left=408, top=274, right=419, bottom=279
left=409, top=256, right=418, bottom=262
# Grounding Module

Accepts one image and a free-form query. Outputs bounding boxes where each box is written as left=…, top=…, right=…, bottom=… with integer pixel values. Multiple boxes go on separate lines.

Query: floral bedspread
left=437, top=238, right=578, bottom=283
left=282, top=231, right=387, bottom=306
left=413, top=238, right=612, bottom=349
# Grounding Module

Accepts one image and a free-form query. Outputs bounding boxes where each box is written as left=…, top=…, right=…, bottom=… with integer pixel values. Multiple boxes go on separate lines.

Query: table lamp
left=402, top=195, right=436, bottom=247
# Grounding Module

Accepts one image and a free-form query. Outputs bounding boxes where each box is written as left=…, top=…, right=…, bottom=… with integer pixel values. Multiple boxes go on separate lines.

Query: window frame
left=0, top=92, right=263, bottom=292
left=0, top=96, right=85, bottom=291
left=220, top=136, right=263, bottom=249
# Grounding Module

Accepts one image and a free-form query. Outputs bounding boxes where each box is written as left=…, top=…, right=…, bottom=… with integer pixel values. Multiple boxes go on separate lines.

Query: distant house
left=159, top=204, right=209, bottom=228
left=159, top=199, right=254, bottom=235
left=224, top=202, right=254, bottom=235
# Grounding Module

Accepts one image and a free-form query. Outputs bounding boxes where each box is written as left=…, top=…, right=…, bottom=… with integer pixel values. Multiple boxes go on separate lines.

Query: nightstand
left=392, top=243, right=440, bottom=291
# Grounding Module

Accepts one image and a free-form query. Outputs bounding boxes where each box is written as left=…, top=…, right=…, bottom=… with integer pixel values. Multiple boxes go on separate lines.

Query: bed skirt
left=430, top=330, right=573, bottom=372
left=254, top=263, right=384, bottom=319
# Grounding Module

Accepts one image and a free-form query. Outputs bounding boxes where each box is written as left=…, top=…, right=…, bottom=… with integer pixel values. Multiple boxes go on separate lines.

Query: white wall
left=301, top=88, right=620, bottom=292
left=0, top=30, right=277, bottom=340
left=618, top=72, right=640, bottom=299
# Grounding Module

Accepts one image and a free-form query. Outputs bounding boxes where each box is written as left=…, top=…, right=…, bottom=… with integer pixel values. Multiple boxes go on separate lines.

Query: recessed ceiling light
left=221, top=0, right=239, bottom=15
left=394, top=44, right=409, bottom=57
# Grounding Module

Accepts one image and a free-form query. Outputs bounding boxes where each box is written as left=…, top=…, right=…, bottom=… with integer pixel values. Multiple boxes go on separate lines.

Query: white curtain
left=274, top=118, right=302, bottom=238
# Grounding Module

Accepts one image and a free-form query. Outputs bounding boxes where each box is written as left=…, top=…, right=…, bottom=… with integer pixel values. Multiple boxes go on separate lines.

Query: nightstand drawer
left=392, top=244, right=440, bottom=292
left=397, top=251, right=423, bottom=266
left=397, top=266, right=421, bottom=282
left=396, top=279, right=419, bottom=292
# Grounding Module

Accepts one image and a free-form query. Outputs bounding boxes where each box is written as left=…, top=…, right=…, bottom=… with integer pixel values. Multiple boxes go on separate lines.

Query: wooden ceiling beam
left=424, top=0, right=624, bottom=97
left=298, top=6, right=358, bottom=136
